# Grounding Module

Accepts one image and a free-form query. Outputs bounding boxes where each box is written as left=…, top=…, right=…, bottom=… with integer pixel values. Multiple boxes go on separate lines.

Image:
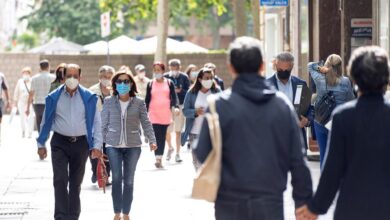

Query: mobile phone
left=318, top=60, right=325, bottom=66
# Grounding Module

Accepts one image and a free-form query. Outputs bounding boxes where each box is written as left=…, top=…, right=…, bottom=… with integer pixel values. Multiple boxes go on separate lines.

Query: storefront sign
left=260, top=0, right=289, bottom=7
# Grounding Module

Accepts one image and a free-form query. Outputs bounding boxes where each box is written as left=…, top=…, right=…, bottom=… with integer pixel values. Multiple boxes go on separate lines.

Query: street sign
left=351, top=18, right=373, bottom=38
left=260, top=0, right=289, bottom=6
left=101, top=12, right=111, bottom=38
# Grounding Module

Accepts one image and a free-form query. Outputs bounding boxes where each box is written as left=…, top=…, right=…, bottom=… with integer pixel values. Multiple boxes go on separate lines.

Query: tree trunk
left=251, top=0, right=260, bottom=39
left=155, top=0, right=169, bottom=64
left=210, top=7, right=221, bottom=49
left=232, top=0, right=247, bottom=37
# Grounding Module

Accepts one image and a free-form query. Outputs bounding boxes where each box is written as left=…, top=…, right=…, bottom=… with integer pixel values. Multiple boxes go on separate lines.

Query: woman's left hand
left=150, top=143, right=158, bottom=152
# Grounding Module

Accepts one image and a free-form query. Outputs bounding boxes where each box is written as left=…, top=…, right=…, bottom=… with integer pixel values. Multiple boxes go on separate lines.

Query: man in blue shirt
left=37, top=64, right=103, bottom=220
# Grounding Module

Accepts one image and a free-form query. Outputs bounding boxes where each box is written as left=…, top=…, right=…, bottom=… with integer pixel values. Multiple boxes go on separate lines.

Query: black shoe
left=106, top=180, right=112, bottom=186
left=91, top=174, right=97, bottom=184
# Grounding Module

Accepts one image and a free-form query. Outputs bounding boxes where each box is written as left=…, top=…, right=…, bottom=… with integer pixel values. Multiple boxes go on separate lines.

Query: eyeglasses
left=116, top=79, right=131, bottom=84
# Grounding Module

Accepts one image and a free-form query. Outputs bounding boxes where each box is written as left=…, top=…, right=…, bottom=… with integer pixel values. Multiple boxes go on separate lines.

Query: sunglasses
left=116, top=79, right=131, bottom=84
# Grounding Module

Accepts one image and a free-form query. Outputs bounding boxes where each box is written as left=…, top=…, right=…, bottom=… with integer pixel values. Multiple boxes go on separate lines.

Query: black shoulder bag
left=314, top=77, right=336, bottom=125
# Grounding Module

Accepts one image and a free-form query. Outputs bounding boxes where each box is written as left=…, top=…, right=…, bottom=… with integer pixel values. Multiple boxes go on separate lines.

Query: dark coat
left=308, top=94, right=390, bottom=220
left=267, top=74, right=312, bottom=148
left=164, top=72, right=190, bottom=105
left=194, top=74, right=312, bottom=217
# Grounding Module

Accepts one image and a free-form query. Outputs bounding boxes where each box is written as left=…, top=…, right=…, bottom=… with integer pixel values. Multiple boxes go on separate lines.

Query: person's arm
left=1, top=78, right=11, bottom=109
left=92, top=106, right=103, bottom=151
left=288, top=107, right=313, bottom=209
left=145, top=82, right=152, bottom=111
left=182, top=92, right=197, bottom=119
left=308, top=62, right=324, bottom=81
left=13, top=80, right=21, bottom=104
left=169, top=80, right=179, bottom=108
left=139, top=100, right=156, bottom=145
left=219, top=78, right=225, bottom=91
left=181, top=74, right=190, bottom=94
left=307, top=113, right=346, bottom=214
left=193, top=112, right=212, bottom=163
left=26, top=79, right=35, bottom=115
left=100, top=97, right=109, bottom=144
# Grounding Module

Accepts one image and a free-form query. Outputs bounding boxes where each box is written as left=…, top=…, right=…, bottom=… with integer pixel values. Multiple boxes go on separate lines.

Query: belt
left=54, top=132, right=86, bottom=143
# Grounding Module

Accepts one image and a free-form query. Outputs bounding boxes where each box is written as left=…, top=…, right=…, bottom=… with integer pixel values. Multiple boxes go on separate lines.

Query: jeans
left=106, top=147, right=141, bottom=215
left=50, top=132, right=89, bottom=220
left=314, top=121, right=329, bottom=168
left=152, top=124, right=168, bottom=157
left=33, top=104, right=45, bottom=133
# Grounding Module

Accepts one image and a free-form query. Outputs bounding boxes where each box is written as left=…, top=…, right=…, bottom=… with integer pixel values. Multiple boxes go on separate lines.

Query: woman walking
left=101, top=70, right=157, bottom=220
left=308, top=54, right=355, bottom=167
left=145, top=62, right=179, bottom=168
left=13, top=67, right=35, bottom=138
left=50, top=63, right=66, bottom=92
left=182, top=67, right=221, bottom=169
left=297, top=46, right=390, bottom=220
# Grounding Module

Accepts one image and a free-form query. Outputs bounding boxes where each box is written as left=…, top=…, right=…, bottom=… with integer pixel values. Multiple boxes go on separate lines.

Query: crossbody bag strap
left=23, top=81, right=30, bottom=93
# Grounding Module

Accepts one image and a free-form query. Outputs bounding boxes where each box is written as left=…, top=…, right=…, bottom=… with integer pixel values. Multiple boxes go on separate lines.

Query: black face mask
left=277, top=70, right=292, bottom=80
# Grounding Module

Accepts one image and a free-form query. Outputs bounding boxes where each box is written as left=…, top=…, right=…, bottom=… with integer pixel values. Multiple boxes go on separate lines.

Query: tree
left=155, top=0, right=169, bottom=63
left=232, top=0, right=247, bottom=37
left=25, top=0, right=102, bottom=45
left=251, top=0, right=260, bottom=39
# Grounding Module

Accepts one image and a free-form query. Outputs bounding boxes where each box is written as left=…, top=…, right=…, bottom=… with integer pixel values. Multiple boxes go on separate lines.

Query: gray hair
left=98, top=65, right=115, bottom=77
left=276, top=52, right=294, bottom=63
left=168, top=59, right=181, bottom=66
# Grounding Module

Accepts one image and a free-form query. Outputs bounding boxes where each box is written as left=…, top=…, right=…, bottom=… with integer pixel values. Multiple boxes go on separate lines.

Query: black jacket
left=194, top=74, right=312, bottom=210
left=145, top=79, right=179, bottom=111
left=164, top=72, right=190, bottom=105
left=308, top=94, right=390, bottom=220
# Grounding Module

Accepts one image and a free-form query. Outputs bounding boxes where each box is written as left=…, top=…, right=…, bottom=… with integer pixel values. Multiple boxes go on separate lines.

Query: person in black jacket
left=164, top=59, right=190, bottom=163
left=194, top=36, right=313, bottom=220
left=204, top=62, right=225, bottom=90
left=296, top=46, right=390, bottom=220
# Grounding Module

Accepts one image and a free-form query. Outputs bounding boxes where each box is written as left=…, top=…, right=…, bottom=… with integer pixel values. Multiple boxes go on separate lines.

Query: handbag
left=191, top=96, right=222, bottom=202
left=97, top=157, right=108, bottom=193
left=314, top=78, right=336, bottom=125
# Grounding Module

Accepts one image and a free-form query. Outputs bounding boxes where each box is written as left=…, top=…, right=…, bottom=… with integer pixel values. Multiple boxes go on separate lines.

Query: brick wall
left=0, top=53, right=230, bottom=100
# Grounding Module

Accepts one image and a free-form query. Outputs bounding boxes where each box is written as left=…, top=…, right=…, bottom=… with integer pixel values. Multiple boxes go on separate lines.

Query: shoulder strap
left=205, top=96, right=221, bottom=151
left=23, top=81, right=30, bottom=93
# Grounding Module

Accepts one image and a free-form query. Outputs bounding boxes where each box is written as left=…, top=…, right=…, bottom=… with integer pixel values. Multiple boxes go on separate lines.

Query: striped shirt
left=30, top=72, right=55, bottom=104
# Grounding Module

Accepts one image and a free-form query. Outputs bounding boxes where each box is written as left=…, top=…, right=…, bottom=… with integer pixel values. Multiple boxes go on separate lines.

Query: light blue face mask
left=116, top=83, right=131, bottom=95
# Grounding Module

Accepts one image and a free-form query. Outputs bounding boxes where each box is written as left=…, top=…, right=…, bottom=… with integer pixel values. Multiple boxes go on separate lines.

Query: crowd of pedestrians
left=0, top=35, right=389, bottom=220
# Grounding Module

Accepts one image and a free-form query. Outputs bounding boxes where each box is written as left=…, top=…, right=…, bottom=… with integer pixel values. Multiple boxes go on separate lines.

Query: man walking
left=37, top=64, right=103, bottom=220
left=267, top=52, right=311, bottom=152
left=27, top=60, right=55, bottom=144
left=134, top=64, right=151, bottom=100
left=164, top=59, right=190, bottom=162
left=194, top=37, right=312, bottom=220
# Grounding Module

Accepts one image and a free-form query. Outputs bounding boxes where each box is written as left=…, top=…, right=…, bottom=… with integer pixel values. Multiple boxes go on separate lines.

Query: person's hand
left=25, top=108, right=30, bottom=116
left=295, top=205, right=318, bottom=220
left=175, top=87, right=182, bottom=93
left=300, top=115, right=309, bottom=128
left=174, top=107, right=180, bottom=116
left=38, top=148, right=47, bottom=160
left=319, top=66, right=329, bottom=74
left=196, top=107, right=205, bottom=116
left=150, top=143, right=157, bottom=151
left=91, top=149, right=103, bottom=159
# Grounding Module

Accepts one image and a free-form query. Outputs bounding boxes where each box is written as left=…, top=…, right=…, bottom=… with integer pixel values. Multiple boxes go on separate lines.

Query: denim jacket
left=181, top=88, right=221, bottom=146
left=308, top=62, right=355, bottom=106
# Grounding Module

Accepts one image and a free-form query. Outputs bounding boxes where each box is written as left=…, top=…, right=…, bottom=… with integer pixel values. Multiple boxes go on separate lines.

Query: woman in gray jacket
left=101, top=70, right=157, bottom=220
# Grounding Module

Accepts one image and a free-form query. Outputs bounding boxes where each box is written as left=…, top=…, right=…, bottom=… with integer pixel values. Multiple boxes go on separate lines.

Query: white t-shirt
left=191, top=90, right=211, bottom=135
left=118, top=100, right=130, bottom=147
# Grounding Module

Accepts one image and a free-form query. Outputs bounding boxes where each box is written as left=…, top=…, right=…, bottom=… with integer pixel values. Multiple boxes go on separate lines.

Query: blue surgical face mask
left=116, top=83, right=131, bottom=95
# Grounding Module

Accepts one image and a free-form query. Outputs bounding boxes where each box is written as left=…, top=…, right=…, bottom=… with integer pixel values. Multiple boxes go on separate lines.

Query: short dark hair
left=40, top=59, right=49, bottom=70
left=111, top=71, right=138, bottom=97
left=63, top=64, right=81, bottom=76
left=348, top=46, right=390, bottom=94
left=227, top=36, right=263, bottom=74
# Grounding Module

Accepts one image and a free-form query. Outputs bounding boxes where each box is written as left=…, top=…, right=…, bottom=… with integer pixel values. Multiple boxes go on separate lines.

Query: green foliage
left=17, top=32, right=39, bottom=51
left=25, top=0, right=102, bottom=45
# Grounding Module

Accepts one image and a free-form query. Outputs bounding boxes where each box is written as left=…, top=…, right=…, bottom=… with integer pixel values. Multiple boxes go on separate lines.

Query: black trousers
left=89, top=143, right=110, bottom=177
left=50, top=132, right=89, bottom=220
left=33, top=104, right=45, bottom=133
left=152, top=124, right=168, bottom=156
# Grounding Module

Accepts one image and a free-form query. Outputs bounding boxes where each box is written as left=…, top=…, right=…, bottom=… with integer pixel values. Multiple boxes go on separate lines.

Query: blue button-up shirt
left=39, top=88, right=102, bottom=149
left=276, top=75, right=293, bottom=102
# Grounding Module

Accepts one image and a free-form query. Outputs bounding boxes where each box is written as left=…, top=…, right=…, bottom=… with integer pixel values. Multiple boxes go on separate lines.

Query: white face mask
left=201, top=79, right=213, bottom=90
left=22, top=74, right=30, bottom=81
left=65, top=77, right=79, bottom=90
left=190, top=71, right=198, bottom=80
left=154, top=73, right=163, bottom=80
left=100, top=79, right=111, bottom=87
left=138, top=72, right=145, bottom=79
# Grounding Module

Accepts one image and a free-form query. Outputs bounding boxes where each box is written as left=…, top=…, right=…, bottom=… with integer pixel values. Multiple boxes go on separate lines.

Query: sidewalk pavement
left=0, top=115, right=333, bottom=220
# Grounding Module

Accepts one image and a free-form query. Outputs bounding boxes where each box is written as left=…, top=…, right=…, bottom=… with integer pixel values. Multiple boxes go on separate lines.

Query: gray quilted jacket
left=101, top=95, right=156, bottom=147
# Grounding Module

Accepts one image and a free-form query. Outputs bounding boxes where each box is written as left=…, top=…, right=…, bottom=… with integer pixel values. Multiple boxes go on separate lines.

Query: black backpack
left=314, top=80, right=336, bottom=125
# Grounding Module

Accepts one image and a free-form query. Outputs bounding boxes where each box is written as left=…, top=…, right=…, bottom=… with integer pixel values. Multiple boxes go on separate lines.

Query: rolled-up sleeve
left=92, top=107, right=103, bottom=150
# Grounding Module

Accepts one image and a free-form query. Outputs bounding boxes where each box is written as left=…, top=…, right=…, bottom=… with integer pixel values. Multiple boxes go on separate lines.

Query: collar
left=275, top=74, right=292, bottom=85
left=63, top=87, right=79, bottom=97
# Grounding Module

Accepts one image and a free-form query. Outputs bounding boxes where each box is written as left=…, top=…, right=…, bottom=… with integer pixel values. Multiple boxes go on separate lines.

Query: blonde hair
left=21, top=66, right=32, bottom=75
left=324, top=54, right=343, bottom=86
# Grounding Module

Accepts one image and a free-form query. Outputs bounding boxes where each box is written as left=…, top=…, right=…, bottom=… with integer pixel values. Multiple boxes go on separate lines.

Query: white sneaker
left=166, top=148, right=174, bottom=161
left=175, top=154, right=183, bottom=163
